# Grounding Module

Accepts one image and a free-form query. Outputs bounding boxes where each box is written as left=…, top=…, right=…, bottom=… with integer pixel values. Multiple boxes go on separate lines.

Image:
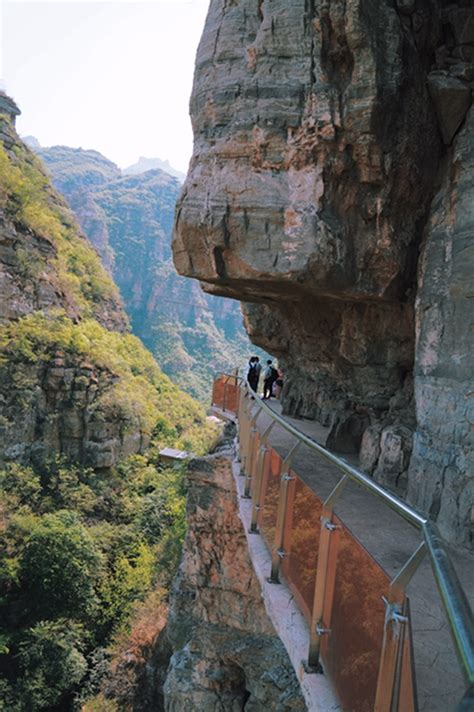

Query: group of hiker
left=246, top=356, right=283, bottom=400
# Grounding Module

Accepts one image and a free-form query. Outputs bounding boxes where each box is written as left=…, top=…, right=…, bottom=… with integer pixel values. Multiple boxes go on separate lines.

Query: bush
left=18, top=511, right=103, bottom=620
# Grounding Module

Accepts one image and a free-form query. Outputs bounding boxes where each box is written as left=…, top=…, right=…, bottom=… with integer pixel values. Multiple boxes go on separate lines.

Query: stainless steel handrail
left=240, top=380, right=474, bottom=690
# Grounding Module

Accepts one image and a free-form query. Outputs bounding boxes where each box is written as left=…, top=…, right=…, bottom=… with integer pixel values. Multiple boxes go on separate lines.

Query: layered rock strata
left=0, top=356, right=147, bottom=470
left=162, top=450, right=306, bottom=711
left=173, top=0, right=474, bottom=544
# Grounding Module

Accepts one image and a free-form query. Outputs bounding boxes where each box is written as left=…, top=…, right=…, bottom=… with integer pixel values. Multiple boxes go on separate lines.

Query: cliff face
left=162, top=451, right=306, bottom=711
left=0, top=133, right=126, bottom=332
left=173, top=1, right=474, bottom=545
left=0, top=113, right=211, bottom=472
left=36, top=146, right=263, bottom=402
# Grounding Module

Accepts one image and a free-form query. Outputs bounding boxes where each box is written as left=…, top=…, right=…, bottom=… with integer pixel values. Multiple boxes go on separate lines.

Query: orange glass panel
left=212, top=375, right=225, bottom=408
left=224, top=380, right=238, bottom=413
left=282, top=475, right=323, bottom=622
left=321, top=516, right=390, bottom=712
left=260, top=448, right=282, bottom=550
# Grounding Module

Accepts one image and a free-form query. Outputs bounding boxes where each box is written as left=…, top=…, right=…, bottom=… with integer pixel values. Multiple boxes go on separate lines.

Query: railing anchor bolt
left=322, top=518, right=340, bottom=532
left=302, top=660, right=324, bottom=675
left=282, top=473, right=295, bottom=482
left=381, top=596, right=409, bottom=636
left=316, top=623, right=331, bottom=636
left=277, top=548, right=286, bottom=559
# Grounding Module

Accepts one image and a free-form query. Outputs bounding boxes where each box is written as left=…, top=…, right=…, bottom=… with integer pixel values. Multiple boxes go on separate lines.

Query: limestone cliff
left=173, top=0, right=474, bottom=545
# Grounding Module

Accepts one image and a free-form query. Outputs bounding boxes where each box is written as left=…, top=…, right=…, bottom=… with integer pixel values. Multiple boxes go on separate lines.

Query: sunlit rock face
left=174, top=0, right=474, bottom=544
left=163, top=452, right=306, bottom=711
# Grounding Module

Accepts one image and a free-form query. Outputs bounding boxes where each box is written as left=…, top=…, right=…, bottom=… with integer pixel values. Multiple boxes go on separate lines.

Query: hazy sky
left=0, top=0, right=209, bottom=172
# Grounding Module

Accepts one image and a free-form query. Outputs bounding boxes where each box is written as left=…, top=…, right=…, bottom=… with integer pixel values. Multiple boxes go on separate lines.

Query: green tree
left=15, top=619, right=87, bottom=710
left=19, top=511, right=103, bottom=621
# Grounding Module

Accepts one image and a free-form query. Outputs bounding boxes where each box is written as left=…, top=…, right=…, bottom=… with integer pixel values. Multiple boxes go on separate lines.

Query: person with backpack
left=246, top=356, right=261, bottom=394
left=263, top=359, right=278, bottom=399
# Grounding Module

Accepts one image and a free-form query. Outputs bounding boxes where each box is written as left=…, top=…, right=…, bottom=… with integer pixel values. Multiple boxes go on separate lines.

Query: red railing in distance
left=320, top=515, right=391, bottom=712
left=211, top=374, right=239, bottom=413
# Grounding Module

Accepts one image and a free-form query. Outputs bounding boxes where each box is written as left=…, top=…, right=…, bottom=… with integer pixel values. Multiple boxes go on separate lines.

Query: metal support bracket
left=321, top=517, right=341, bottom=532
left=282, top=440, right=302, bottom=470
left=302, top=660, right=324, bottom=675
left=323, top=474, right=348, bottom=511
left=260, top=421, right=275, bottom=445
left=316, top=623, right=332, bottom=636
left=382, top=597, right=409, bottom=639
left=390, top=541, right=426, bottom=596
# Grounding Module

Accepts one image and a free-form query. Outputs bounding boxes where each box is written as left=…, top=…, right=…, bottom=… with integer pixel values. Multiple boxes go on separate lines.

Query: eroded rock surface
left=173, top=1, right=474, bottom=544
left=409, top=105, right=474, bottom=545
left=0, top=355, right=149, bottom=470
left=162, top=452, right=306, bottom=711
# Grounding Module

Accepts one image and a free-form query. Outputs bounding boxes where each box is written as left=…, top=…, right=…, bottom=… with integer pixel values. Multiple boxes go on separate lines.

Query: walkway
left=243, top=398, right=474, bottom=712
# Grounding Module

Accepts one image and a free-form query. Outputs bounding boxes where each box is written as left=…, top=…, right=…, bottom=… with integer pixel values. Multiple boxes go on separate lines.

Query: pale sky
left=0, top=0, right=210, bottom=172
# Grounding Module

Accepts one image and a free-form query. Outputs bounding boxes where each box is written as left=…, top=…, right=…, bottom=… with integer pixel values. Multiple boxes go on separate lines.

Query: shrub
left=15, top=620, right=87, bottom=710
left=18, top=511, right=103, bottom=620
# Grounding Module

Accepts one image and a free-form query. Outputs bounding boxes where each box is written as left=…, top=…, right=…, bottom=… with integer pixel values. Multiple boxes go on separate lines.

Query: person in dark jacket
left=263, top=360, right=278, bottom=399
left=246, top=356, right=261, bottom=393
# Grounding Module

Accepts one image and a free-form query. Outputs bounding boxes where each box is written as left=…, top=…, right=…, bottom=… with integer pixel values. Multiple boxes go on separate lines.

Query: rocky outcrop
left=173, top=1, right=474, bottom=544
left=0, top=121, right=127, bottom=333
left=0, top=355, right=148, bottom=470
left=0, top=211, right=63, bottom=324
left=162, top=451, right=306, bottom=711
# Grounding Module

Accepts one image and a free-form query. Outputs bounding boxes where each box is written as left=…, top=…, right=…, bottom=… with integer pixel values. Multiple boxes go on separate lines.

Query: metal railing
left=211, top=374, right=474, bottom=711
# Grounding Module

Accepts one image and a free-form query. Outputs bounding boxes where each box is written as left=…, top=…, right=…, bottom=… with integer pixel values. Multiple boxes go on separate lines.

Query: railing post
left=307, top=475, right=347, bottom=671
left=211, top=375, right=218, bottom=408
left=237, top=388, right=247, bottom=468
left=374, top=542, right=426, bottom=711
left=222, top=378, right=228, bottom=411
left=250, top=422, right=275, bottom=533
left=268, top=441, right=300, bottom=583
left=235, top=378, right=243, bottom=418
left=243, top=407, right=261, bottom=498
left=239, top=396, right=252, bottom=476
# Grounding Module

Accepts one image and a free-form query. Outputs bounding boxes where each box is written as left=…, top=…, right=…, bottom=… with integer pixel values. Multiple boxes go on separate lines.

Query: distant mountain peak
left=123, top=156, right=186, bottom=183
left=22, top=135, right=41, bottom=148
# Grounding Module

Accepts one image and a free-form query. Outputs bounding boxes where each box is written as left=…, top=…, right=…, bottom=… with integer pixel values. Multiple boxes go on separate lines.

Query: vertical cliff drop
left=126, top=436, right=307, bottom=711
